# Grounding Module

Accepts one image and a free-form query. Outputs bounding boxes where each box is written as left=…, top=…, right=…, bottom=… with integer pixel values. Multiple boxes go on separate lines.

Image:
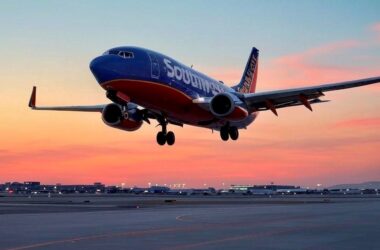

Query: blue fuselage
left=89, top=46, right=256, bottom=128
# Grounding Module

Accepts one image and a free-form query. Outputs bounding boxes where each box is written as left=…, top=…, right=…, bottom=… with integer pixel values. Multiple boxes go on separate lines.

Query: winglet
left=29, top=86, right=36, bottom=108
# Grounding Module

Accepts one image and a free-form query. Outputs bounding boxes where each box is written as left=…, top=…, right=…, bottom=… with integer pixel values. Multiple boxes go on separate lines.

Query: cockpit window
left=118, top=51, right=134, bottom=59
left=104, top=50, right=134, bottom=59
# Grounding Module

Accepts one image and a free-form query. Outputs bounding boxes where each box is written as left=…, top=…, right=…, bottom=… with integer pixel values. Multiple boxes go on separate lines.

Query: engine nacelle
left=102, top=104, right=143, bottom=131
left=210, top=93, right=235, bottom=117
left=210, top=93, right=248, bottom=121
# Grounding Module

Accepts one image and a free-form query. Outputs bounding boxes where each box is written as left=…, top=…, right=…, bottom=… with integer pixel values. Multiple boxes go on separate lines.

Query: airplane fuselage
left=89, top=46, right=257, bottom=129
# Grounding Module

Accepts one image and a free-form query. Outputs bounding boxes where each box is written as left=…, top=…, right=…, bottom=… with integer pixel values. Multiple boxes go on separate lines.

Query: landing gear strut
left=156, top=117, right=175, bottom=146
left=219, top=125, right=239, bottom=141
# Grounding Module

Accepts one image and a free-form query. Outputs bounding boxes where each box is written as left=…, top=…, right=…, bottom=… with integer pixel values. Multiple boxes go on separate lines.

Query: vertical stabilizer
left=235, top=47, right=259, bottom=93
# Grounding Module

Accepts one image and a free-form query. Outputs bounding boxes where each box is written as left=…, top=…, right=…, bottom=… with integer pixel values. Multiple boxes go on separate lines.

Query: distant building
left=147, top=186, right=170, bottom=194
left=230, top=184, right=300, bottom=194
left=329, top=188, right=362, bottom=195
left=276, top=188, right=308, bottom=194
left=24, top=182, right=41, bottom=191
left=55, top=182, right=105, bottom=193
left=169, top=188, right=216, bottom=196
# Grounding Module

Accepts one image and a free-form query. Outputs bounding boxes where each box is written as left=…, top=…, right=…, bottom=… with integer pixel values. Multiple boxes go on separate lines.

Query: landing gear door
left=148, top=53, right=160, bottom=79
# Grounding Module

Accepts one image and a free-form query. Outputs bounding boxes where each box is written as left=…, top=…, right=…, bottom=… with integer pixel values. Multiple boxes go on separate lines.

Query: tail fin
left=235, top=47, right=259, bottom=93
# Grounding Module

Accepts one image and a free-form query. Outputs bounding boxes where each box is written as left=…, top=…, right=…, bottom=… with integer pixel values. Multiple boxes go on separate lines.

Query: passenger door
left=148, top=53, right=160, bottom=79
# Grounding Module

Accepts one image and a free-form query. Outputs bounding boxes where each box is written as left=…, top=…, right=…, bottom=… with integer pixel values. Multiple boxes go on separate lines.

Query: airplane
left=28, top=46, right=380, bottom=145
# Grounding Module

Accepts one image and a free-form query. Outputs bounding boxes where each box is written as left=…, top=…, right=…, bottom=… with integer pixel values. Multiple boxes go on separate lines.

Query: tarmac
left=1, top=194, right=380, bottom=249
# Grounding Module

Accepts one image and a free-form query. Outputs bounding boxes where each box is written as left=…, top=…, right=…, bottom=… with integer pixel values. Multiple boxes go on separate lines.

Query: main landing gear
left=220, top=125, right=239, bottom=141
left=156, top=118, right=175, bottom=146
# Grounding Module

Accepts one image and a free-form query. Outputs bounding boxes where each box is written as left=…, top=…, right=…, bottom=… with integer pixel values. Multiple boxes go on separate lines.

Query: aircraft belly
left=101, top=79, right=214, bottom=124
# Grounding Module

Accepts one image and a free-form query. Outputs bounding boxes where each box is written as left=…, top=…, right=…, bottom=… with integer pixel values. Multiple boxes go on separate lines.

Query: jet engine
left=210, top=93, right=235, bottom=117
left=102, top=103, right=143, bottom=131
left=210, top=93, right=248, bottom=121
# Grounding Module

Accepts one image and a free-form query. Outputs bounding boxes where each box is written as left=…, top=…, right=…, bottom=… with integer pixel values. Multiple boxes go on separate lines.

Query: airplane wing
left=28, top=86, right=106, bottom=112
left=28, top=86, right=183, bottom=126
left=241, top=76, right=380, bottom=115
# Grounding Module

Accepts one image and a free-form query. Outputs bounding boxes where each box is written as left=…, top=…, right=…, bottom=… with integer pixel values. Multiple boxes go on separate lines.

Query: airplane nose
left=89, top=56, right=103, bottom=73
left=89, top=55, right=123, bottom=84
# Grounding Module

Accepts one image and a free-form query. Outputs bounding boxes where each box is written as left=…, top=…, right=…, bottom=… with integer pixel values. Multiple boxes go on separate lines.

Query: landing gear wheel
left=156, top=131, right=166, bottom=145
left=229, top=127, right=239, bottom=141
left=220, top=127, right=229, bottom=141
left=166, top=131, right=175, bottom=145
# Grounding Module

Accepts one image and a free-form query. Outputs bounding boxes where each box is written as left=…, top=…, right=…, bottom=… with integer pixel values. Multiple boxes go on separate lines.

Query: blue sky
left=1, top=0, right=380, bottom=66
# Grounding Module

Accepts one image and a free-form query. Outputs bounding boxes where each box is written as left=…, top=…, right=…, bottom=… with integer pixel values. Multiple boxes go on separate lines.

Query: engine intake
left=102, top=104, right=143, bottom=131
left=210, top=93, right=235, bottom=117
left=102, top=103, right=123, bottom=126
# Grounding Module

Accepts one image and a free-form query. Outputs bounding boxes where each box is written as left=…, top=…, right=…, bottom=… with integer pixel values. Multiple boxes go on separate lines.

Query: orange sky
left=0, top=21, right=379, bottom=188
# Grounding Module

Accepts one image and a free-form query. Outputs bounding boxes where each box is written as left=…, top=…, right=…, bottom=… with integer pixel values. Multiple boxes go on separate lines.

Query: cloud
left=371, top=22, right=380, bottom=31
left=0, top=144, right=127, bottom=165
left=206, top=22, right=380, bottom=90
left=1, top=129, right=379, bottom=186
left=263, top=39, right=379, bottom=89
left=370, top=22, right=380, bottom=41
left=333, top=117, right=380, bottom=129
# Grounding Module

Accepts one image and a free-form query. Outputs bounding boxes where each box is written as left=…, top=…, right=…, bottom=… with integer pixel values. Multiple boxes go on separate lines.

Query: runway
left=1, top=196, right=380, bottom=249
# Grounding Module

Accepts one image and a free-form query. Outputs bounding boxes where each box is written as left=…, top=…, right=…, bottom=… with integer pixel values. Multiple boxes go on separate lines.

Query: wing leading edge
left=242, top=76, right=380, bottom=115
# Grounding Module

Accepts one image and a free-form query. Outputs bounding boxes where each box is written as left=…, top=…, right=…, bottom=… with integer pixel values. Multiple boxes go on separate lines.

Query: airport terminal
left=1, top=181, right=379, bottom=196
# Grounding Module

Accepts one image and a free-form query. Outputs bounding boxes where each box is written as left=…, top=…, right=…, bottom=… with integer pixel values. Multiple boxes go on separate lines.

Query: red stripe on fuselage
left=101, top=79, right=215, bottom=125
left=225, top=106, right=249, bottom=121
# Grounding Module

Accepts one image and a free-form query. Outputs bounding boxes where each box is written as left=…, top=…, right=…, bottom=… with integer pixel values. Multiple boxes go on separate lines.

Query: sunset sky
left=0, top=1, right=379, bottom=188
